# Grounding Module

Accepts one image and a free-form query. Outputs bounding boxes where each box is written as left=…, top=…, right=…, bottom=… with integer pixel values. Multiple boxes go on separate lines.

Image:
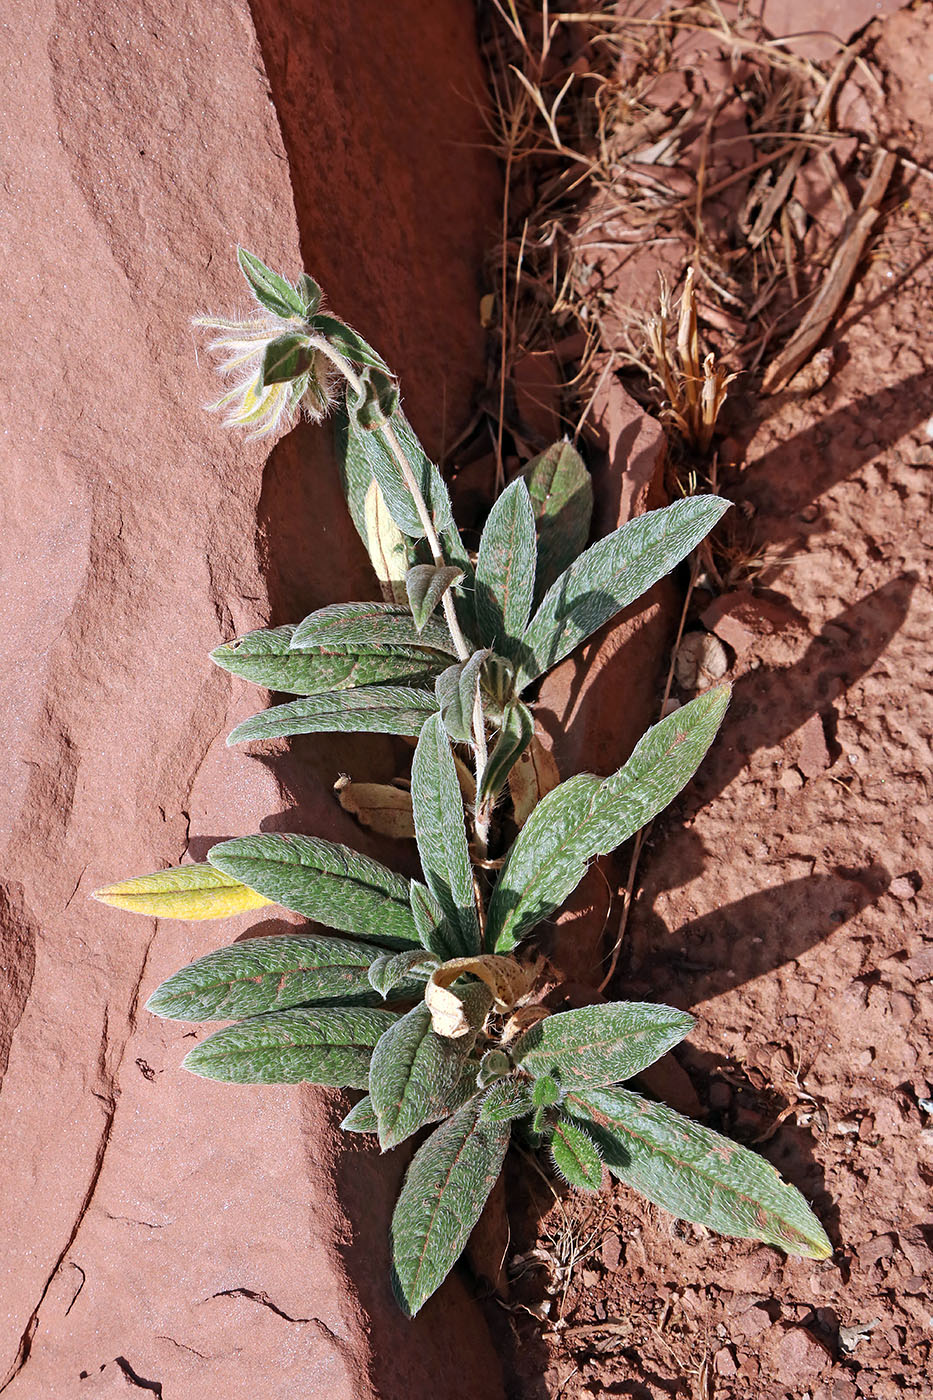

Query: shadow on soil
left=733, top=369, right=933, bottom=548
left=681, top=572, right=915, bottom=812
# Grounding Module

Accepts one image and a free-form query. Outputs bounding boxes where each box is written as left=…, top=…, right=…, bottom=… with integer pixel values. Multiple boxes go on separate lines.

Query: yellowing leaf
left=363, top=477, right=409, bottom=604
left=92, top=863, right=273, bottom=920
left=508, top=733, right=560, bottom=827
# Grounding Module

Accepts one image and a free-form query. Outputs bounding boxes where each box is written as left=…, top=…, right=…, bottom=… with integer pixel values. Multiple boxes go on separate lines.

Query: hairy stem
left=312, top=336, right=490, bottom=856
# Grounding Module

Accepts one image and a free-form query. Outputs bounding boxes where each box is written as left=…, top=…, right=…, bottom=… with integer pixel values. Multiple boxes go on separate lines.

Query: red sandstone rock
left=513, top=350, right=564, bottom=444
left=0, top=2, right=503, bottom=1396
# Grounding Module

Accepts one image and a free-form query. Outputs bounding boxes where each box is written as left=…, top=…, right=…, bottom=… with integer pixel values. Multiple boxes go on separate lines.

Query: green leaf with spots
left=290, top=602, right=457, bottom=656
left=406, top=565, right=464, bottom=632
left=237, top=247, right=306, bottom=320
left=516, top=495, right=731, bottom=689
left=549, top=1115, right=604, bottom=1192
left=410, top=715, right=481, bottom=956
left=208, top=834, right=420, bottom=948
left=522, top=440, right=593, bottom=604
left=260, top=333, right=312, bottom=388
left=182, top=1006, right=397, bottom=1086
left=226, top=687, right=439, bottom=745
left=512, top=1002, right=695, bottom=1089
left=341, top=1094, right=379, bottom=1133
left=474, top=478, right=536, bottom=661
left=567, top=1087, right=832, bottom=1259
left=490, top=685, right=731, bottom=952
left=211, top=625, right=446, bottom=696
left=370, top=993, right=485, bottom=1151
left=435, top=649, right=491, bottom=744
left=147, top=934, right=389, bottom=1021
left=391, top=1096, right=511, bottom=1316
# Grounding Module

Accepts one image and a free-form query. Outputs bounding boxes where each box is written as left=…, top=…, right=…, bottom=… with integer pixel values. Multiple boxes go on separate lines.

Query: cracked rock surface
left=0, top=1, right=502, bottom=1395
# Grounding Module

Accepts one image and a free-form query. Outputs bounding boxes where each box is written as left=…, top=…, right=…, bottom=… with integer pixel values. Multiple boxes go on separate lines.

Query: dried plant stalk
left=646, top=268, right=735, bottom=453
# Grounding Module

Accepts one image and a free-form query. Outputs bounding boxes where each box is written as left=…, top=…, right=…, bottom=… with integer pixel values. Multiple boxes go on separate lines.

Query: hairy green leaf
left=339, top=397, right=454, bottom=539
left=332, top=400, right=473, bottom=635
left=474, top=478, right=536, bottom=661
left=409, top=880, right=464, bottom=962
left=226, top=686, right=439, bottom=745
left=513, top=1002, right=694, bottom=1088
left=406, top=565, right=464, bottom=632
left=297, top=273, right=322, bottom=316
left=335, top=404, right=417, bottom=576
left=523, top=440, right=594, bottom=604
left=532, top=1073, right=562, bottom=1108
left=410, top=715, right=481, bottom=956
left=311, top=314, right=390, bottom=373
left=477, top=1049, right=512, bottom=1087
left=391, top=1095, right=511, bottom=1316
left=550, top=1115, right=604, bottom=1191
left=260, top=333, right=312, bottom=388
left=237, top=247, right=306, bottom=320
left=367, top=948, right=439, bottom=1000
left=182, top=1007, right=397, bottom=1087
left=208, top=833, right=420, bottom=948
left=516, top=496, right=731, bottom=688
left=479, top=700, right=534, bottom=803
left=567, top=1087, right=832, bottom=1260
left=490, top=686, right=731, bottom=951
left=370, top=999, right=482, bottom=1151
left=341, top=1094, right=379, bottom=1133
left=480, top=1076, right=535, bottom=1123
left=349, top=364, right=400, bottom=430
left=290, top=602, right=457, bottom=656
left=147, top=934, right=389, bottom=1021
left=211, top=624, right=446, bottom=695
left=435, top=649, right=491, bottom=744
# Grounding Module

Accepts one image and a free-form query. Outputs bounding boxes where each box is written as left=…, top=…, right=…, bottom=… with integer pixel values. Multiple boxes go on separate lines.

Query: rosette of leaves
left=94, top=251, right=831, bottom=1320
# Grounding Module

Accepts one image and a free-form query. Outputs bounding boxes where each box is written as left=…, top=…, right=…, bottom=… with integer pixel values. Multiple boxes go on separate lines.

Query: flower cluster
left=194, top=310, right=336, bottom=438
left=194, top=248, right=337, bottom=438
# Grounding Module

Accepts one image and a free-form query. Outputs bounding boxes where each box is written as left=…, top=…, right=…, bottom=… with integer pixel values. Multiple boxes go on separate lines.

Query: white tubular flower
left=193, top=248, right=342, bottom=439
left=195, top=248, right=397, bottom=442
left=194, top=311, right=336, bottom=439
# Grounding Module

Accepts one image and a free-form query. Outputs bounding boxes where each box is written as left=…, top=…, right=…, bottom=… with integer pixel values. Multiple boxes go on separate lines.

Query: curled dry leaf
left=508, top=733, right=560, bottom=827
left=335, top=776, right=416, bottom=840
left=500, top=1003, right=551, bottom=1046
left=425, top=955, right=536, bottom=1038
left=674, top=631, right=729, bottom=691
